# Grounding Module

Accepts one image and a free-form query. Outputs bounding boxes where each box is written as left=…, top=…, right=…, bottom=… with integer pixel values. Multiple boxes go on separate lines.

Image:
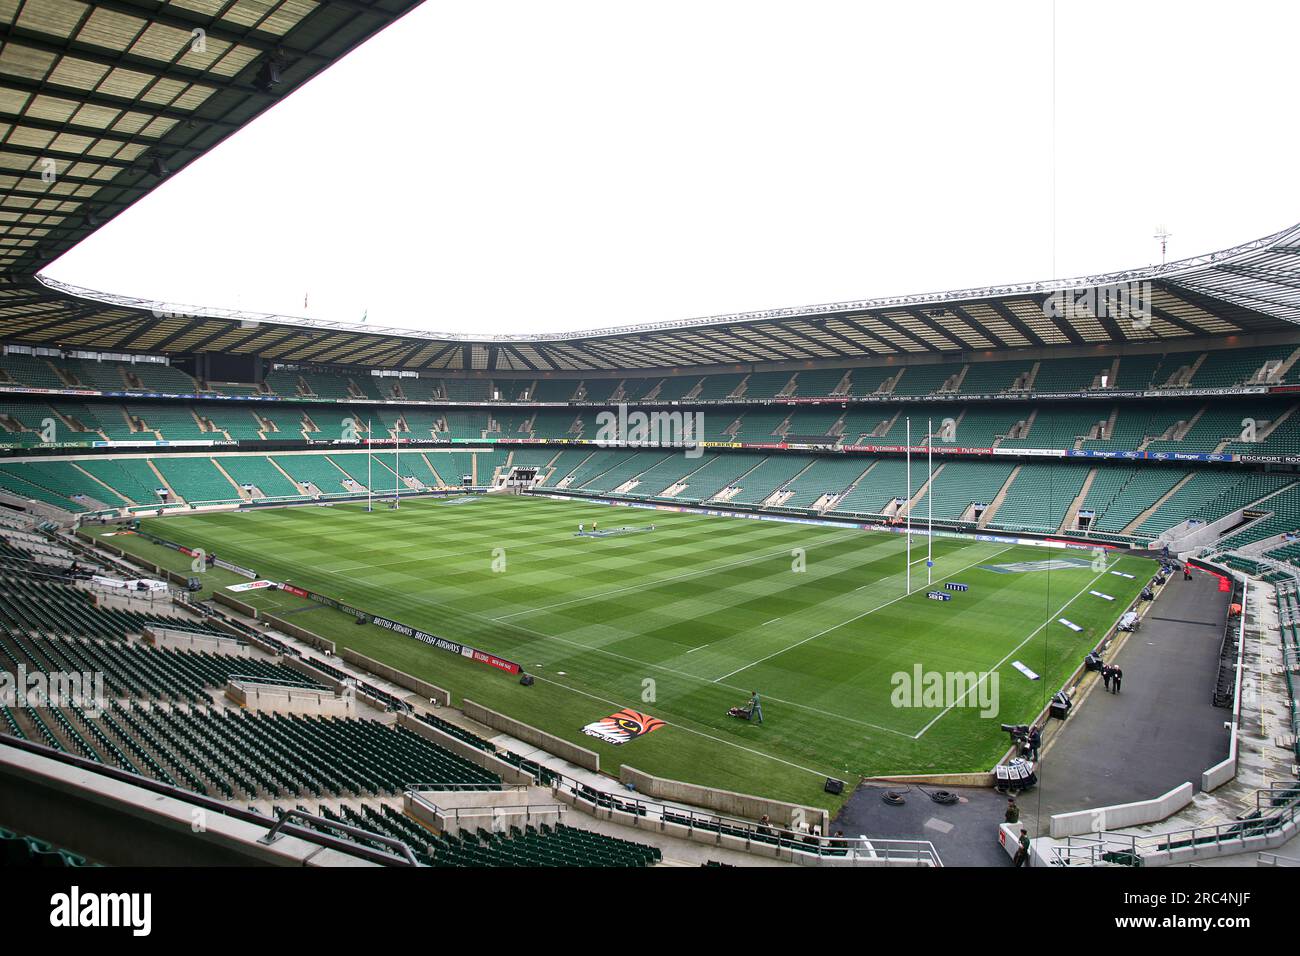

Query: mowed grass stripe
left=138, top=496, right=1151, bottom=789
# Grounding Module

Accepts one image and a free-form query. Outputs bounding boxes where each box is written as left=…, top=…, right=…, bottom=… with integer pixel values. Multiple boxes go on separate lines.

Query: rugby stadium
left=0, top=0, right=1297, bottom=886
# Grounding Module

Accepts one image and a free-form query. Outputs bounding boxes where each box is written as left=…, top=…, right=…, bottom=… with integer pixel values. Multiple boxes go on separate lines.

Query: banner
left=213, top=557, right=257, bottom=579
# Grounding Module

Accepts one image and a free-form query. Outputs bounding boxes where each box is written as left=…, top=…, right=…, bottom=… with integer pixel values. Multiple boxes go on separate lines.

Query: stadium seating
left=218, top=456, right=304, bottom=498
left=1089, top=469, right=1187, bottom=533
left=77, top=459, right=166, bottom=505
left=991, top=462, right=1091, bottom=533
left=152, top=457, right=240, bottom=503
left=913, top=460, right=1016, bottom=525
left=579, top=451, right=674, bottom=493
left=125, top=404, right=208, bottom=441
left=780, top=457, right=872, bottom=509
left=538, top=450, right=594, bottom=486
left=1032, top=357, right=1112, bottom=393
left=0, top=354, right=68, bottom=389
left=889, top=364, right=953, bottom=396
left=726, top=455, right=815, bottom=506
left=833, top=458, right=910, bottom=516
left=0, top=828, right=94, bottom=867
left=998, top=406, right=1100, bottom=450
left=956, top=360, right=1029, bottom=394
left=199, top=405, right=266, bottom=441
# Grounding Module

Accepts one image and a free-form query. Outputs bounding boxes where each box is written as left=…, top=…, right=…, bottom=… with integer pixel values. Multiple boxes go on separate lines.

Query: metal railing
left=406, top=789, right=565, bottom=831
left=550, top=773, right=941, bottom=866
left=1258, top=851, right=1300, bottom=867
left=1053, top=782, right=1300, bottom=866
left=259, top=808, right=417, bottom=866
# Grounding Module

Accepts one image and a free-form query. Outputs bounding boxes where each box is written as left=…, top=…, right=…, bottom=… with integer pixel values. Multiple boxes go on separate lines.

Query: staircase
left=977, top=465, right=1022, bottom=528
left=820, top=461, right=878, bottom=513
left=898, top=462, right=945, bottom=517
left=1121, top=472, right=1197, bottom=534
left=1057, top=467, right=1098, bottom=533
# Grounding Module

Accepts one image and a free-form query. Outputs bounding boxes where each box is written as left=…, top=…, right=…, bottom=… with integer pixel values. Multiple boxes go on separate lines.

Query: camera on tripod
left=1001, top=723, right=1030, bottom=746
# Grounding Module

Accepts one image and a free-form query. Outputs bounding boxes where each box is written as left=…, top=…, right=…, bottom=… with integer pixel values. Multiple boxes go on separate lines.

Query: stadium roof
left=4, top=221, right=1298, bottom=373
left=0, top=0, right=423, bottom=272
left=1, top=3, right=1298, bottom=374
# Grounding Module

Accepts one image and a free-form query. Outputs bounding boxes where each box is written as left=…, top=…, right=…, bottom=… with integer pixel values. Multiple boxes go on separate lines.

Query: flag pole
left=366, top=417, right=372, bottom=513
left=927, top=417, right=933, bottom=586
left=906, top=417, right=911, bottom=596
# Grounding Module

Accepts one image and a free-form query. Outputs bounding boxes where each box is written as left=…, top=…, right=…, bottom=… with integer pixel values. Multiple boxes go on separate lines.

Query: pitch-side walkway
left=1021, top=566, right=1232, bottom=832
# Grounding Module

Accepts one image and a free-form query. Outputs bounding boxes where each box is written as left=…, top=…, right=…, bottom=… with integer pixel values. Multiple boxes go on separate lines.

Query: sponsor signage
left=213, top=558, right=257, bottom=579
left=227, top=580, right=275, bottom=592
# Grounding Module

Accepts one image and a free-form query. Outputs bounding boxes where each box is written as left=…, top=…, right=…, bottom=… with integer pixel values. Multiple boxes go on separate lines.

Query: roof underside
left=0, top=0, right=423, bottom=271
left=1, top=2, right=1297, bottom=373
left=4, top=257, right=1298, bottom=372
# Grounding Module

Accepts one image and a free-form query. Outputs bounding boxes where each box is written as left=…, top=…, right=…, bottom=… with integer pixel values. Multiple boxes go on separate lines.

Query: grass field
left=114, top=494, right=1151, bottom=809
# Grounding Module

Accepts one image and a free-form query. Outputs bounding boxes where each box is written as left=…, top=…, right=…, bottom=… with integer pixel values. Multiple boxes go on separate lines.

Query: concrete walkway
left=1023, top=568, right=1232, bottom=831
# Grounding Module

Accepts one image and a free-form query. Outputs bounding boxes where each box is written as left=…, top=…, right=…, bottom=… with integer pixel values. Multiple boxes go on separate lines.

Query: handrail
left=1258, top=851, right=1300, bottom=867
left=227, top=674, right=327, bottom=691
left=259, top=808, right=418, bottom=866
left=1070, top=785, right=1300, bottom=865
left=548, top=772, right=940, bottom=865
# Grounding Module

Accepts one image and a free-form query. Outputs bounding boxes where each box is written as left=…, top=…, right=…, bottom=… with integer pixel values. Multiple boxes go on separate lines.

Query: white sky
left=43, top=0, right=1300, bottom=337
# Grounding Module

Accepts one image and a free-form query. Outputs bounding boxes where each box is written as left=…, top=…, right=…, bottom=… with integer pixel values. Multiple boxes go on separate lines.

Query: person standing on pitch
left=749, top=690, right=764, bottom=724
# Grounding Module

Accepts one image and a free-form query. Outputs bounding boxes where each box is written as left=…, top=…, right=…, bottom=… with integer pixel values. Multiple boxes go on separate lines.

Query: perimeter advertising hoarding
left=117, top=526, right=522, bottom=674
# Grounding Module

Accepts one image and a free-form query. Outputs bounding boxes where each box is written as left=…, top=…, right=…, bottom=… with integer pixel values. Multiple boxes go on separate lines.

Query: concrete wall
left=262, top=613, right=336, bottom=654
left=213, top=591, right=258, bottom=619
left=225, top=681, right=353, bottom=716
left=142, top=625, right=250, bottom=656
left=620, top=765, right=830, bottom=831
left=396, top=713, right=532, bottom=786
left=1049, top=782, right=1194, bottom=838
left=343, top=649, right=450, bottom=706
left=281, top=656, right=345, bottom=692
left=461, top=699, right=599, bottom=772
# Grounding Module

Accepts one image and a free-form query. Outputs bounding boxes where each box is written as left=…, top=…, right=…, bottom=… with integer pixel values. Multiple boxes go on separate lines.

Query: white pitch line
left=761, top=618, right=781, bottom=626
left=712, top=545, right=1015, bottom=683
left=911, top=559, right=1120, bottom=739
left=169, top=509, right=923, bottom=739
left=493, top=614, right=917, bottom=738
left=525, top=671, right=836, bottom=779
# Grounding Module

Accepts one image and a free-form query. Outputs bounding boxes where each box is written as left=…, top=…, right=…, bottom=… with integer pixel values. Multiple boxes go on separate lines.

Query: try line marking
left=911, top=558, right=1121, bottom=740
left=712, top=544, right=1016, bottom=683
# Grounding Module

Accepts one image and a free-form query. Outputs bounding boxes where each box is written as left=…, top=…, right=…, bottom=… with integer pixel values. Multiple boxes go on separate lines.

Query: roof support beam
left=986, top=301, right=1047, bottom=347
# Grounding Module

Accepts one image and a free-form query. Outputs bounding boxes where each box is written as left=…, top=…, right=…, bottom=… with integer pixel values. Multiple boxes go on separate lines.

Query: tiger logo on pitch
left=581, top=708, right=666, bottom=745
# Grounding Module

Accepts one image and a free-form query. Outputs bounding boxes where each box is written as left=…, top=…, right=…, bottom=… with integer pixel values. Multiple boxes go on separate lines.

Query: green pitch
left=125, top=494, right=1150, bottom=808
